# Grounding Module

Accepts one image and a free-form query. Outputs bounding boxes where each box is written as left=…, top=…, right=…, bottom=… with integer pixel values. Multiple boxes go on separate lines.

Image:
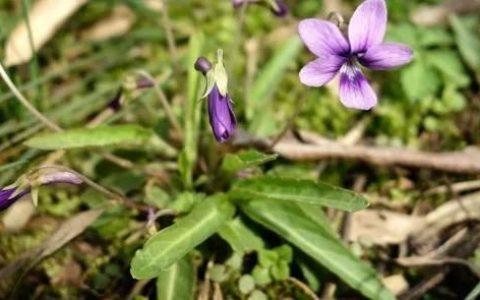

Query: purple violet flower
left=207, top=85, right=237, bottom=143
left=298, top=0, right=413, bottom=110
left=0, top=170, right=83, bottom=211
left=195, top=54, right=237, bottom=143
left=0, top=187, right=30, bottom=211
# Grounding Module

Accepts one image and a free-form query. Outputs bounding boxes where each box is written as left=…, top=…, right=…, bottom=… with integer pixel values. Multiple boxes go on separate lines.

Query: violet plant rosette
left=195, top=51, right=237, bottom=143
left=0, top=170, right=83, bottom=211
left=298, top=0, right=413, bottom=110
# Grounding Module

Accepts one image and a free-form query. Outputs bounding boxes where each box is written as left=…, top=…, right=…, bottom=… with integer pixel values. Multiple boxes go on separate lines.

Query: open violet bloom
left=0, top=170, right=83, bottom=211
left=298, top=0, right=413, bottom=110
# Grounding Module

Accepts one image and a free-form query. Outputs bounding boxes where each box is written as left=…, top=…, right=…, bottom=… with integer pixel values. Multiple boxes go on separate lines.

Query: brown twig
left=272, top=133, right=480, bottom=174
left=288, top=277, right=321, bottom=300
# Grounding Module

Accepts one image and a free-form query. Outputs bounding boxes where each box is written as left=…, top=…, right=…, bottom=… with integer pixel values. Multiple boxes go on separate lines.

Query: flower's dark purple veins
left=207, top=85, right=237, bottom=143
left=194, top=57, right=213, bottom=75
left=298, top=0, right=413, bottom=110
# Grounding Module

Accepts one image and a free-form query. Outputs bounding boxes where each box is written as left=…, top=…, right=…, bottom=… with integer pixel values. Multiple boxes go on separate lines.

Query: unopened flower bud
left=194, top=57, right=213, bottom=75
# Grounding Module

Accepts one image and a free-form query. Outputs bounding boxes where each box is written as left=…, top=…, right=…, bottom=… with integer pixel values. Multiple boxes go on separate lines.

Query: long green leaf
left=130, top=195, right=235, bottom=279
left=179, top=32, right=204, bottom=189
left=221, top=150, right=278, bottom=173
left=218, top=217, right=265, bottom=253
left=230, top=176, right=368, bottom=212
left=247, top=36, right=302, bottom=133
left=240, top=199, right=394, bottom=300
left=24, top=125, right=151, bottom=150
left=156, top=254, right=195, bottom=300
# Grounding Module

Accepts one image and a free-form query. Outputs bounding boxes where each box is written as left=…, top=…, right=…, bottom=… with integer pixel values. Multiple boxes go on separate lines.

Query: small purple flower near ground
left=298, top=0, right=413, bottom=110
left=195, top=54, right=237, bottom=143
left=0, top=170, right=83, bottom=211
left=207, top=85, right=237, bottom=143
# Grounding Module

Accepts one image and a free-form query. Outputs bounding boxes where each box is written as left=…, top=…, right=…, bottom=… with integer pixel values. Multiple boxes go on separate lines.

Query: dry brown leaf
left=0, top=208, right=103, bottom=297
left=382, top=274, right=409, bottom=296
left=144, top=0, right=164, bottom=12
left=2, top=197, right=35, bottom=232
left=346, top=210, right=425, bottom=245
left=81, top=6, right=136, bottom=42
left=4, top=0, right=89, bottom=66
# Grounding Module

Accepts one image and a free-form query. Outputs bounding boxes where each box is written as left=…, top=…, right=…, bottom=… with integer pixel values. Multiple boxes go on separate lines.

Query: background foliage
left=0, top=0, right=479, bottom=299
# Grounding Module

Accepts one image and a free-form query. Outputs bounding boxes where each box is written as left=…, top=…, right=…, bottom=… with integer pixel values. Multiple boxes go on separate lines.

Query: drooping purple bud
left=0, top=187, right=30, bottom=211
left=108, top=87, right=124, bottom=112
left=207, top=85, right=237, bottom=143
left=38, top=171, right=83, bottom=186
left=136, top=77, right=155, bottom=89
left=271, top=0, right=288, bottom=17
left=0, top=170, right=83, bottom=212
left=194, top=57, right=213, bottom=75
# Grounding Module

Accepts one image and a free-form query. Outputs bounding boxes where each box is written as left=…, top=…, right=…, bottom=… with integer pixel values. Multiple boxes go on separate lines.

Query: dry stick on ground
left=272, top=131, right=480, bottom=174
left=411, top=0, right=480, bottom=26
left=233, top=130, right=480, bottom=173
left=399, top=228, right=480, bottom=300
left=288, top=277, right=321, bottom=300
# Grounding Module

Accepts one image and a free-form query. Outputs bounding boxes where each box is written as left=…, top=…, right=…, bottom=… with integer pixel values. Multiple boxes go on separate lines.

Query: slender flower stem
left=136, top=70, right=183, bottom=138
left=327, top=11, right=344, bottom=27
left=0, top=63, right=62, bottom=132
left=34, top=165, right=124, bottom=201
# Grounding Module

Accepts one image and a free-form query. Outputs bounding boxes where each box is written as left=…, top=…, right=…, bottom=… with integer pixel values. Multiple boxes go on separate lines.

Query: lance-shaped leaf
left=240, top=199, right=394, bottom=300
left=156, top=254, right=196, bottom=300
left=25, top=125, right=146, bottom=149
left=130, top=194, right=235, bottom=279
left=218, top=217, right=264, bottom=253
left=230, top=176, right=368, bottom=212
left=221, top=150, right=278, bottom=173
left=24, top=125, right=175, bottom=155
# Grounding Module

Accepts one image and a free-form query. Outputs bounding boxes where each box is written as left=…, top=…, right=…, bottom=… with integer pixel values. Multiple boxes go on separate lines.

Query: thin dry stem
left=0, top=63, right=62, bottom=132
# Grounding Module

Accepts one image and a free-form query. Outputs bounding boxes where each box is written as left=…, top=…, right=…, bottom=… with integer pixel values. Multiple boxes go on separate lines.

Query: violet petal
left=0, top=187, right=30, bottom=211
left=299, top=55, right=346, bottom=87
left=208, top=85, right=237, bottom=143
left=348, top=0, right=387, bottom=54
left=359, top=43, right=413, bottom=70
left=298, top=19, right=350, bottom=57
left=339, top=64, right=377, bottom=110
left=39, top=171, right=83, bottom=186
